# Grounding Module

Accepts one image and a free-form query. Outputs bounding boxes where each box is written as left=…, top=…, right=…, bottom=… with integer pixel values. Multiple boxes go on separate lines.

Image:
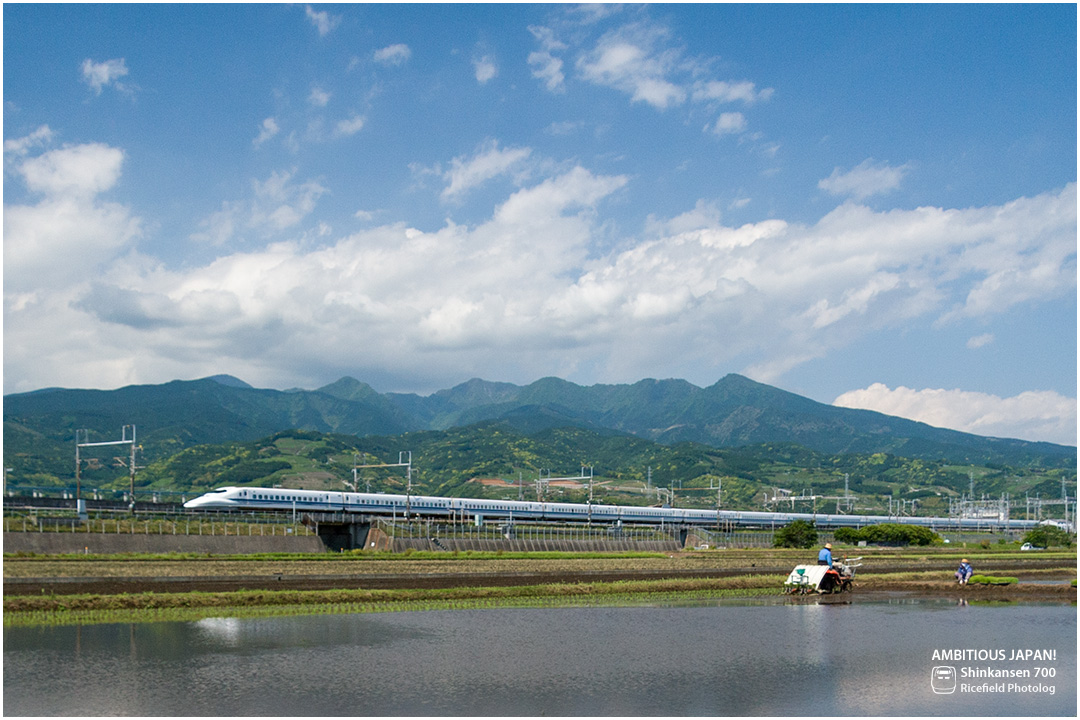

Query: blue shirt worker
left=817, top=543, right=833, bottom=566
left=955, top=558, right=973, bottom=585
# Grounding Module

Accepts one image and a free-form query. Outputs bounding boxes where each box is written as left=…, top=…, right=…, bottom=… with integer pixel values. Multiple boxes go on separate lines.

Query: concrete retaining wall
left=3, top=532, right=326, bottom=555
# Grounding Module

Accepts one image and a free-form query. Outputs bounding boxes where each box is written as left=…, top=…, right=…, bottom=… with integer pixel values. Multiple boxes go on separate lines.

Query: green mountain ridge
left=3, top=374, right=1074, bottom=489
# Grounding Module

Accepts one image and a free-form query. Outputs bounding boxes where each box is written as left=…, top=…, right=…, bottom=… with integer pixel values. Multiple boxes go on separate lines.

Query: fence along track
left=373, top=517, right=682, bottom=553
left=3, top=513, right=315, bottom=538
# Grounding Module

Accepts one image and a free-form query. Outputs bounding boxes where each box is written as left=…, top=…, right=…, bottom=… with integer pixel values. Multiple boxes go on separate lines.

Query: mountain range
left=3, top=373, right=1074, bottom=469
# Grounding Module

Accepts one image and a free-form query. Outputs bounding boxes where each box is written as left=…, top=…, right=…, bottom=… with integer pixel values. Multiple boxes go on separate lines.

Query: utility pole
left=126, top=425, right=136, bottom=508
left=586, top=465, right=594, bottom=525
left=76, top=426, right=138, bottom=509
left=350, top=451, right=413, bottom=512
left=405, top=453, right=413, bottom=519
left=75, top=429, right=87, bottom=501
left=1064, top=477, right=1070, bottom=529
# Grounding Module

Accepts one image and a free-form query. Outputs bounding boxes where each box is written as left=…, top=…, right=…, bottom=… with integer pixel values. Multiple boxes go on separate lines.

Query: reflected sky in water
left=5, top=599, right=1075, bottom=716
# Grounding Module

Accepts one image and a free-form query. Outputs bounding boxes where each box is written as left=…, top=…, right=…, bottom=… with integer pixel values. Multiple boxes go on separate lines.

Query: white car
left=1020, top=542, right=1044, bottom=551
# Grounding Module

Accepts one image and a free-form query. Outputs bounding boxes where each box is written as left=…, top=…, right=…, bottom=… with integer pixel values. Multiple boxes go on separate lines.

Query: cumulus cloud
left=253, top=117, right=279, bottom=147
left=529, top=51, right=565, bottom=92
left=308, top=87, right=331, bottom=107
left=4, top=120, right=1075, bottom=435
left=249, top=169, right=328, bottom=232
left=710, top=112, right=746, bottom=136
left=187, top=168, right=329, bottom=246
left=189, top=201, right=240, bottom=246
left=334, top=114, right=365, bottom=137
left=440, top=140, right=533, bottom=201
left=819, top=158, right=911, bottom=200
left=374, top=44, right=411, bottom=66
left=833, top=383, right=1077, bottom=446
left=81, top=58, right=130, bottom=95
left=17, top=143, right=125, bottom=197
left=4, top=125, right=53, bottom=156
left=570, top=18, right=776, bottom=122
left=577, top=23, right=686, bottom=109
left=546, top=17, right=773, bottom=141
left=4, top=136, right=141, bottom=294
left=304, top=5, right=340, bottom=36
left=46, top=167, right=627, bottom=389
left=528, top=26, right=567, bottom=92
left=473, top=55, right=497, bottom=84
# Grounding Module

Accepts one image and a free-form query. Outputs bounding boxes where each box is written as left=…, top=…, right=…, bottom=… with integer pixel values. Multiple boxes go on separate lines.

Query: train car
left=183, top=486, right=1041, bottom=532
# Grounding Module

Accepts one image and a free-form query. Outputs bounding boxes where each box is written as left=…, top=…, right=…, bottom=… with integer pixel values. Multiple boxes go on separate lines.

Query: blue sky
left=4, top=4, right=1076, bottom=445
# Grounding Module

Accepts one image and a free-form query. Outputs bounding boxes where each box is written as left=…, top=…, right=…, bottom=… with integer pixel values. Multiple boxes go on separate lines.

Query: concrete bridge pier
left=313, top=520, right=371, bottom=551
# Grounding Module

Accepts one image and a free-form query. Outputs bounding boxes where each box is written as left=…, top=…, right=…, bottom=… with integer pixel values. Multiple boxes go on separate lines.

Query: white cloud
left=4, top=125, right=53, bottom=156
left=334, top=114, right=365, bottom=137
left=253, top=117, right=279, bottom=147
left=546, top=120, right=583, bottom=136
left=81, top=58, right=130, bottom=95
left=189, top=168, right=329, bottom=245
left=833, top=383, right=1077, bottom=446
left=527, top=27, right=567, bottom=92
left=39, top=167, right=627, bottom=390
left=18, top=142, right=125, bottom=198
left=440, top=140, right=533, bottom=201
left=967, top=333, right=994, bottom=349
left=819, top=158, right=911, bottom=200
left=710, top=112, right=746, bottom=136
left=374, top=44, right=411, bottom=66
left=249, top=169, right=328, bottom=232
left=692, top=80, right=773, bottom=105
left=493, top=166, right=628, bottom=226
left=577, top=24, right=686, bottom=109
left=473, top=55, right=497, bottom=84
left=4, top=125, right=1074, bottom=437
left=308, top=87, right=331, bottom=107
left=4, top=138, right=140, bottom=294
left=529, top=51, right=566, bottom=92
left=529, top=25, right=567, bottom=53
left=189, top=201, right=240, bottom=246
left=304, top=5, right=340, bottom=36
left=573, top=20, right=776, bottom=120
left=645, top=198, right=723, bottom=237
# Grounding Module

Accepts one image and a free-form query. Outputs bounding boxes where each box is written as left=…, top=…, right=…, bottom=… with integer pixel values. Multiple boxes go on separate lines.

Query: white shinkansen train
left=183, top=486, right=1040, bottom=531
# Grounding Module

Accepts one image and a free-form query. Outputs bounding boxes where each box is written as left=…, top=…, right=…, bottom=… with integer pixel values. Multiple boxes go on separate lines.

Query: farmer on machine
left=817, top=543, right=834, bottom=567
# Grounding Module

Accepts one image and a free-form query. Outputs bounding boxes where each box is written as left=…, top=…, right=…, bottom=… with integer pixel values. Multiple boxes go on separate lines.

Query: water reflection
left=5, top=600, right=1075, bottom=716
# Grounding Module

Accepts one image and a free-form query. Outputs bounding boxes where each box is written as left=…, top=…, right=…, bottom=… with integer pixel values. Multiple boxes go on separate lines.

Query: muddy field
left=5, top=548, right=1075, bottom=600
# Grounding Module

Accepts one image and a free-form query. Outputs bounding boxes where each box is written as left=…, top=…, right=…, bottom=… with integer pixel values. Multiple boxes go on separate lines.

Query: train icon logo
left=931, top=666, right=957, bottom=694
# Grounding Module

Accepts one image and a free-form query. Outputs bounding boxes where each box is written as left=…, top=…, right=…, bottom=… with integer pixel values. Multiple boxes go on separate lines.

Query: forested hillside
left=99, top=424, right=1078, bottom=516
